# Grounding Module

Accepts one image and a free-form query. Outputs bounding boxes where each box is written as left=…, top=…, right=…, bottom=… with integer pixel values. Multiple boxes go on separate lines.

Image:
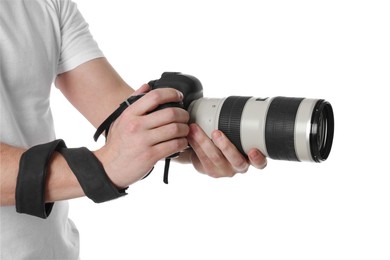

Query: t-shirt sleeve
left=56, top=0, right=104, bottom=74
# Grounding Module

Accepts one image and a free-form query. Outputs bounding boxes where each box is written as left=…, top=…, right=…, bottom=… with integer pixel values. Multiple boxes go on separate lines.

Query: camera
left=94, top=72, right=334, bottom=183
left=149, top=72, right=334, bottom=163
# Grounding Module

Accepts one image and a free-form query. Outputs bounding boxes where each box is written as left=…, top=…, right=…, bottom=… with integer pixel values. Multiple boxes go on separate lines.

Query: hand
left=182, top=123, right=267, bottom=178
left=94, top=85, right=190, bottom=188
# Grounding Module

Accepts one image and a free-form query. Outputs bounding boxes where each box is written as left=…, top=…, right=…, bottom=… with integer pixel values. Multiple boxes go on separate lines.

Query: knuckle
left=198, top=156, right=214, bottom=170
left=178, top=108, right=190, bottom=122
left=213, top=135, right=230, bottom=151
left=209, top=152, right=224, bottom=164
left=235, top=159, right=249, bottom=173
left=196, top=152, right=208, bottom=164
left=183, top=124, right=190, bottom=136
left=209, top=172, right=222, bottom=178
left=140, top=150, right=159, bottom=166
left=208, top=170, right=235, bottom=178
left=208, top=173, right=219, bottom=178
left=164, top=108, right=178, bottom=121
left=171, top=138, right=187, bottom=151
left=169, top=123, right=181, bottom=135
left=166, top=123, right=189, bottom=138
left=125, top=120, right=141, bottom=133
left=166, top=108, right=189, bottom=123
left=226, top=172, right=236, bottom=178
left=224, top=170, right=237, bottom=177
left=183, top=108, right=190, bottom=119
left=148, top=90, right=163, bottom=104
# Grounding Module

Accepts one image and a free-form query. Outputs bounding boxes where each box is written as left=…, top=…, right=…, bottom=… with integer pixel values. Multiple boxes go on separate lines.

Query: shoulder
left=45, top=0, right=77, bottom=16
left=40, top=0, right=81, bottom=23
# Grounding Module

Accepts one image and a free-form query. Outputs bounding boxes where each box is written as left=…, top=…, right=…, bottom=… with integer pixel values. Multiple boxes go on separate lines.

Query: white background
left=50, top=0, right=390, bottom=259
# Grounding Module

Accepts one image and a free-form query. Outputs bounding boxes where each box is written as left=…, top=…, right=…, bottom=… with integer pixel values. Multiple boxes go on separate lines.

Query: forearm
left=0, top=142, right=84, bottom=206
left=55, top=58, right=135, bottom=128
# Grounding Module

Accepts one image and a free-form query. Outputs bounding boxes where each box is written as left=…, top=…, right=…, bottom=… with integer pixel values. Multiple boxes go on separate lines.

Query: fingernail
left=250, top=150, right=267, bottom=169
left=189, top=124, right=197, bottom=135
left=143, top=84, right=151, bottom=91
left=250, top=150, right=261, bottom=159
left=212, top=130, right=222, bottom=140
left=177, top=90, right=184, bottom=100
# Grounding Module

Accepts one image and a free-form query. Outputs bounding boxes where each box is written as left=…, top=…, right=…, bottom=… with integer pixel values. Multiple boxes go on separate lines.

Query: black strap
left=94, top=94, right=184, bottom=184
left=16, top=139, right=66, bottom=219
left=16, top=139, right=128, bottom=219
left=59, top=147, right=127, bottom=203
left=163, top=158, right=171, bottom=184
left=94, top=95, right=144, bottom=141
left=163, top=152, right=180, bottom=184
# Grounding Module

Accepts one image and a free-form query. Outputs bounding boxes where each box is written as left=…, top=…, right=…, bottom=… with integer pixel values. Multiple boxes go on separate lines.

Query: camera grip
left=94, top=72, right=204, bottom=184
left=148, top=72, right=203, bottom=109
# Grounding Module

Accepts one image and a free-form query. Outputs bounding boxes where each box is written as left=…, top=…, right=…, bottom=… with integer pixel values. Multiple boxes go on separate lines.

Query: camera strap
left=59, top=147, right=128, bottom=203
left=94, top=95, right=176, bottom=184
left=94, top=95, right=144, bottom=141
left=16, top=139, right=127, bottom=219
left=16, top=139, right=66, bottom=218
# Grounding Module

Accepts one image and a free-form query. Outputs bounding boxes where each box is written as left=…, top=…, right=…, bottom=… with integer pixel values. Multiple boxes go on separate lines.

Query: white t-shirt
left=0, top=0, right=104, bottom=259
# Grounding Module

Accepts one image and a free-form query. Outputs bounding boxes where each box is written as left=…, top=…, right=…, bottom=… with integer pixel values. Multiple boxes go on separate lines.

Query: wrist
left=92, top=147, right=126, bottom=190
left=59, top=146, right=127, bottom=203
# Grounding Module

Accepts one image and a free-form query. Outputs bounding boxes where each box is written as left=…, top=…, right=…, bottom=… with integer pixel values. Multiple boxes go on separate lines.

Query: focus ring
left=265, top=97, right=304, bottom=161
left=218, top=96, right=251, bottom=156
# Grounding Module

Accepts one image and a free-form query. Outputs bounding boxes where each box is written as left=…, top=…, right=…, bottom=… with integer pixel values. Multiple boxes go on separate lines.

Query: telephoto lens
left=188, top=96, right=334, bottom=162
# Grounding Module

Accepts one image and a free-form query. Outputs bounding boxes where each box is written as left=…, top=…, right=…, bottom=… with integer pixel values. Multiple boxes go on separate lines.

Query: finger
left=130, top=88, right=183, bottom=116
left=247, top=148, right=267, bottom=169
left=149, top=137, right=189, bottom=162
left=188, top=124, right=233, bottom=177
left=211, top=130, right=249, bottom=173
left=187, top=148, right=206, bottom=174
left=187, top=129, right=214, bottom=175
left=143, top=107, right=189, bottom=129
left=132, top=84, right=150, bottom=96
left=147, top=123, right=190, bottom=145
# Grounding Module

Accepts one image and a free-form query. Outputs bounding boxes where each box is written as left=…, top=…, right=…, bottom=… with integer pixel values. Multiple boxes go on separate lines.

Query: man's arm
left=1, top=58, right=189, bottom=205
left=55, top=58, right=134, bottom=128
left=0, top=142, right=85, bottom=205
left=1, top=58, right=126, bottom=205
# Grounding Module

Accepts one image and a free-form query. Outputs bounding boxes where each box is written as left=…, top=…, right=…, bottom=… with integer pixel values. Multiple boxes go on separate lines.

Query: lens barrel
left=188, top=96, right=334, bottom=163
left=264, top=97, right=334, bottom=162
left=309, top=100, right=334, bottom=162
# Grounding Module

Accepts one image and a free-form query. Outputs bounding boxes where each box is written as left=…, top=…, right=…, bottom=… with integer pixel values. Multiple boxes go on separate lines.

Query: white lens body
left=188, top=97, right=320, bottom=162
left=187, top=97, right=227, bottom=140
left=188, top=97, right=271, bottom=157
left=294, top=98, right=319, bottom=162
